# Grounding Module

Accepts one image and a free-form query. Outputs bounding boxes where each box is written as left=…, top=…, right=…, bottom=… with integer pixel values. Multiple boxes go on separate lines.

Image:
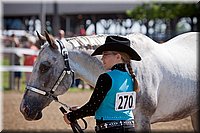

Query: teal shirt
left=95, top=69, right=134, bottom=120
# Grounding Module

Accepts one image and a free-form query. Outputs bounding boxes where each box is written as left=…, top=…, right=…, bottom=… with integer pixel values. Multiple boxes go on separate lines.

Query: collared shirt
left=67, top=63, right=128, bottom=122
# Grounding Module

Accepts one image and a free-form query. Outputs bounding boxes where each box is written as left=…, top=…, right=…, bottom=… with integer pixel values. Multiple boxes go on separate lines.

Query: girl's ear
left=116, top=53, right=122, bottom=60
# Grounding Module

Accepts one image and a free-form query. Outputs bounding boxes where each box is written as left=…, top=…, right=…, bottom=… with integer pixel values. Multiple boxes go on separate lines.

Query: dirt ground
left=3, top=90, right=194, bottom=132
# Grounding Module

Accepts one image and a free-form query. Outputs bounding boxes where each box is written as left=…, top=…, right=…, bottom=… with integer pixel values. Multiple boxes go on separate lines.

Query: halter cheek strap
left=51, top=68, right=68, bottom=93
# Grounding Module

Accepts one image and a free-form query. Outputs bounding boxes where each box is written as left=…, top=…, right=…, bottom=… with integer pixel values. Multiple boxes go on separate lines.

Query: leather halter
left=26, top=40, right=74, bottom=105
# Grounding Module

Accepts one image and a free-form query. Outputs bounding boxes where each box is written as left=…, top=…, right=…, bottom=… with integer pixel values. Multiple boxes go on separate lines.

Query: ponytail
left=127, top=62, right=140, bottom=93
left=119, top=52, right=140, bottom=93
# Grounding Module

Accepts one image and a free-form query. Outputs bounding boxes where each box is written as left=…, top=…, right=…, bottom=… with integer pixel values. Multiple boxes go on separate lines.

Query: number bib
left=115, top=92, right=136, bottom=111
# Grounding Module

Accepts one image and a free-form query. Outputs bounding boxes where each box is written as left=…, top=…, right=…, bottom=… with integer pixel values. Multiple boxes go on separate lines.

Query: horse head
left=20, top=31, right=73, bottom=121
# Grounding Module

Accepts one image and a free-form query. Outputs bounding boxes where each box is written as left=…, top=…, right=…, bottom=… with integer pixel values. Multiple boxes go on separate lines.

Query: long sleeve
left=67, top=73, right=112, bottom=122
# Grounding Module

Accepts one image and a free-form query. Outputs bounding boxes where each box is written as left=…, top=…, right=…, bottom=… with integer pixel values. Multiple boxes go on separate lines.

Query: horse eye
left=39, top=61, right=51, bottom=73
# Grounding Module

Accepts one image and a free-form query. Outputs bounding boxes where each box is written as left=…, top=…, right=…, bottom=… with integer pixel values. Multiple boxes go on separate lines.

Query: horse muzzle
left=20, top=103, right=43, bottom=121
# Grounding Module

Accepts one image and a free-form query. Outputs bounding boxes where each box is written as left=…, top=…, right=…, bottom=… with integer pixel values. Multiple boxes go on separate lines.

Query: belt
left=95, top=120, right=134, bottom=131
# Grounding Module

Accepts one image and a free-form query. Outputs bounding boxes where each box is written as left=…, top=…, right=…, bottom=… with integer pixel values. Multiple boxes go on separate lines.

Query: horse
left=20, top=31, right=199, bottom=132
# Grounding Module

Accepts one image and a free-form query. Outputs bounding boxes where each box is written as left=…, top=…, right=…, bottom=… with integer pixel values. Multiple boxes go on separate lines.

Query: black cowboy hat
left=91, top=35, right=141, bottom=61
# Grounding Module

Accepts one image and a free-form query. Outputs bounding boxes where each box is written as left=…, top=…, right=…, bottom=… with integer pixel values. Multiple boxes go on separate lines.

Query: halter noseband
left=26, top=40, right=74, bottom=107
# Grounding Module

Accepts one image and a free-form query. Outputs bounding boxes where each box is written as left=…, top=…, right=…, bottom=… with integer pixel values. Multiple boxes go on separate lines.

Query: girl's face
left=101, top=51, right=123, bottom=70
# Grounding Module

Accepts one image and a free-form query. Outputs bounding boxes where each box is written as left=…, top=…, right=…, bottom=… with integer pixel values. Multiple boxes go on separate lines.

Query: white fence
left=0, top=47, right=39, bottom=72
left=1, top=47, right=39, bottom=90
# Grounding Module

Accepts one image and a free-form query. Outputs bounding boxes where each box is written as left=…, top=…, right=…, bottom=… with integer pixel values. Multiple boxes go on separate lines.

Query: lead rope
left=52, top=90, right=87, bottom=133
left=59, top=106, right=87, bottom=133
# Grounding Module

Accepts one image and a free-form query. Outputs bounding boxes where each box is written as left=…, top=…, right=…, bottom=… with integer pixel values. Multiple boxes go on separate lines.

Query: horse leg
left=191, top=111, right=199, bottom=132
left=134, top=110, right=151, bottom=132
left=134, top=97, right=155, bottom=132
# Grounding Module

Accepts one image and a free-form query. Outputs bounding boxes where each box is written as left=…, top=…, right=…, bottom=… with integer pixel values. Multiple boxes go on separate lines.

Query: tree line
left=126, top=2, right=200, bottom=41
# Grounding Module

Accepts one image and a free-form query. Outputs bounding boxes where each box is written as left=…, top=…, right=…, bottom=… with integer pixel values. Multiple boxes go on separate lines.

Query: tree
left=126, top=3, right=199, bottom=40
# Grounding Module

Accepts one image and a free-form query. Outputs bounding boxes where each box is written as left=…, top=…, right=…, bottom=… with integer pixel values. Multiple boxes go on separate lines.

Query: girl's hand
left=70, top=105, right=80, bottom=111
left=63, top=113, right=71, bottom=124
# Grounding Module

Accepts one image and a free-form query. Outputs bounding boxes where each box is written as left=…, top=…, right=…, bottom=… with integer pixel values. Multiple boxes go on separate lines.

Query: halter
left=25, top=40, right=87, bottom=132
left=26, top=40, right=74, bottom=109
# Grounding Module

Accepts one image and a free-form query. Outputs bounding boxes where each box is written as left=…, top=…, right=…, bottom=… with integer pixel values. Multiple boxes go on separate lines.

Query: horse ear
left=36, top=31, right=46, bottom=46
left=44, top=31, right=58, bottom=49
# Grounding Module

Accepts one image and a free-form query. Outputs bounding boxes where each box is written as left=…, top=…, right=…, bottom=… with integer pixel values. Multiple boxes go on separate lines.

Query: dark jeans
left=95, top=125, right=135, bottom=133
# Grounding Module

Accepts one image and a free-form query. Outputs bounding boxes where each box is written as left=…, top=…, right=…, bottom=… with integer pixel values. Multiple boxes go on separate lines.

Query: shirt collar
left=111, top=63, right=127, bottom=72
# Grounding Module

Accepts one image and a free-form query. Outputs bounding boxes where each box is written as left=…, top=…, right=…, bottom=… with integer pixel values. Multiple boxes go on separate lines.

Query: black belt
left=95, top=120, right=134, bottom=131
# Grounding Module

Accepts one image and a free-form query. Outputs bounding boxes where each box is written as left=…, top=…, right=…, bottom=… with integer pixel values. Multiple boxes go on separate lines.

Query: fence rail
left=2, top=47, right=39, bottom=56
left=1, top=47, right=38, bottom=72
left=0, top=66, right=33, bottom=72
left=1, top=47, right=39, bottom=90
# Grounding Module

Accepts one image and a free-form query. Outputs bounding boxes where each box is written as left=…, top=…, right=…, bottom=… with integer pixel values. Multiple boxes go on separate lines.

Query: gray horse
left=20, top=31, right=199, bottom=132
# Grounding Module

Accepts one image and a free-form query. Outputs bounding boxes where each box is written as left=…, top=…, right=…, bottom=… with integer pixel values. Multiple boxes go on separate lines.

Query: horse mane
left=65, top=34, right=107, bottom=50
left=64, top=33, right=159, bottom=56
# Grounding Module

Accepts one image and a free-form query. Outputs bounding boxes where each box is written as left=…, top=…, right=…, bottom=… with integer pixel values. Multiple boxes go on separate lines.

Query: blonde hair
left=118, top=52, right=140, bottom=93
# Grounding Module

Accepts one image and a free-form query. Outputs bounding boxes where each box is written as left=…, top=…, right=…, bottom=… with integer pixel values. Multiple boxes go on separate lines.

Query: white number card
left=115, top=92, right=136, bottom=111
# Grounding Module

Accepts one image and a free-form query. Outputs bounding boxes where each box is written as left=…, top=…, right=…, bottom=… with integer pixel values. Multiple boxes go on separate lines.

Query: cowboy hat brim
left=91, top=43, right=141, bottom=61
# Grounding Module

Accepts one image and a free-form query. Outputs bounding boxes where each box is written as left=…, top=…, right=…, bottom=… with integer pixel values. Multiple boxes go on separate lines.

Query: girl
left=63, top=35, right=141, bottom=133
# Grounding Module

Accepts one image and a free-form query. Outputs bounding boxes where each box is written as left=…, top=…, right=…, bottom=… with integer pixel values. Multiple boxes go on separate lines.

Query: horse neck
left=69, top=50, right=105, bottom=87
left=62, top=35, right=107, bottom=87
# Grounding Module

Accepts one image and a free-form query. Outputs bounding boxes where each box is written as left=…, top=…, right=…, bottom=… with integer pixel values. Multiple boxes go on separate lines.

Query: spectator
left=23, top=36, right=38, bottom=83
left=11, top=34, right=20, bottom=47
left=11, top=34, right=22, bottom=91
left=79, top=25, right=86, bottom=36
left=58, top=29, right=73, bottom=50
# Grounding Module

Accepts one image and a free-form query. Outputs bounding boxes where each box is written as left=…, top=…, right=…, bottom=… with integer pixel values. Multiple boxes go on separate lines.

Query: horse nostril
left=24, top=106, right=30, bottom=116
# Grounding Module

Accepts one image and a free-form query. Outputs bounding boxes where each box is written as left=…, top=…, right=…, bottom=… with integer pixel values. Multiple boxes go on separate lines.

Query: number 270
left=117, top=95, right=134, bottom=110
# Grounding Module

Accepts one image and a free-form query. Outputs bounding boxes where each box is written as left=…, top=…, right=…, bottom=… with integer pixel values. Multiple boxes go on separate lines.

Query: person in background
left=23, top=36, right=39, bottom=83
left=63, top=35, right=141, bottom=133
left=79, top=25, right=86, bottom=36
left=58, top=29, right=73, bottom=50
left=11, top=34, right=22, bottom=91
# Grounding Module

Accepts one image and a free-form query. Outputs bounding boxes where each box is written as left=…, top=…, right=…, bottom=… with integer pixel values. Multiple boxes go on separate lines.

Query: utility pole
left=40, top=1, right=46, bottom=33
left=52, top=2, right=60, bottom=36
